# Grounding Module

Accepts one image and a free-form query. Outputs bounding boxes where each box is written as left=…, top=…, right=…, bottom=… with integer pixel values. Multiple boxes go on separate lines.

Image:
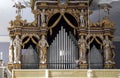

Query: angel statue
left=79, top=9, right=85, bottom=27
left=103, top=36, right=114, bottom=64
left=78, top=36, right=88, bottom=64
left=13, top=35, right=22, bottom=63
left=38, top=35, right=49, bottom=64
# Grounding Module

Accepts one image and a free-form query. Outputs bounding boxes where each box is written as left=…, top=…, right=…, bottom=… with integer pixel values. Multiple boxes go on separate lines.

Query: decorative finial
left=99, top=4, right=112, bottom=16
left=13, top=2, right=26, bottom=16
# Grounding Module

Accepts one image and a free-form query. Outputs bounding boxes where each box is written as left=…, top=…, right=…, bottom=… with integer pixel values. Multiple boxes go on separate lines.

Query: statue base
left=41, top=23, right=46, bottom=27
left=39, top=63, right=47, bottom=69
left=8, top=63, right=21, bottom=71
left=79, top=63, right=88, bottom=69
left=104, top=64, right=115, bottom=69
left=8, top=64, right=14, bottom=72
left=14, top=63, right=21, bottom=69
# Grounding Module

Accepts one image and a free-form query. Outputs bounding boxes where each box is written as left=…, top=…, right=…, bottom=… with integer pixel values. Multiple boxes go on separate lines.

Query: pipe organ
left=8, top=0, right=115, bottom=70
left=47, top=26, right=78, bottom=69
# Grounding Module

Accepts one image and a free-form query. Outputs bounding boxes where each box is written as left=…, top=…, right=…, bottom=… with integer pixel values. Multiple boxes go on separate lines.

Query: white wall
left=0, top=36, right=10, bottom=42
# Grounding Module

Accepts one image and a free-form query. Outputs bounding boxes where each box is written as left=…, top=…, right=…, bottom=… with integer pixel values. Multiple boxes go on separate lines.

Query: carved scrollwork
left=102, top=16, right=115, bottom=28
left=9, top=15, right=28, bottom=27
left=46, top=9, right=60, bottom=23
left=66, top=9, right=79, bottom=23
left=21, top=34, right=29, bottom=40
left=21, top=34, right=40, bottom=40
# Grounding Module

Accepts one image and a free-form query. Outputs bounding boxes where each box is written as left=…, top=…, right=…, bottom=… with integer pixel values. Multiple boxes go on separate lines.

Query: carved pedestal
left=14, top=63, right=21, bottom=69
left=8, top=64, right=14, bottom=72
left=104, top=64, right=115, bottom=69
left=39, top=64, right=47, bottom=69
left=8, top=63, right=21, bottom=71
left=79, top=63, right=88, bottom=69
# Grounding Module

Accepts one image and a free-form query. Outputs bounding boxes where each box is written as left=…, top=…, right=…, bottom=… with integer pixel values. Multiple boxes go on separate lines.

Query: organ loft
left=8, top=0, right=115, bottom=70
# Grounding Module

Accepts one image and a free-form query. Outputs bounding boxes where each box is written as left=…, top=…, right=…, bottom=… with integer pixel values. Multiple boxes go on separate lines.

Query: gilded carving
left=103, top=36, right=115, bottom=64
left=32, top=10, right=40, bottom=26
left=88, top=19, right=96, bottom=27
left=8, top=0, right=115, bottom=69
left=13, top=35, right=22, bottom=64
left=9, top=15, right=27, bottom=27
left=102, top=16, right=114, bottom=28
left=78, top=36, right=88, bottom=64
left=79, top=9, right=86, bottom=27
left=38, top=35, right=49, bottom=64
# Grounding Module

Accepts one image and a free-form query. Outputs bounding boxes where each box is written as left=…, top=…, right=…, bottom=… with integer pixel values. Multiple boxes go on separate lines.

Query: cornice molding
left=0, top=35, right=120, bottom=42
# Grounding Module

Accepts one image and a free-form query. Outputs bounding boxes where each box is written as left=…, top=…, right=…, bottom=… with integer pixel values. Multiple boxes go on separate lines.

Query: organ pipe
left=58, top=30, right=60, bottom=69
left=48, top=26, right=78, bottom=69
left=68, top=37, right=70, bottom=69
left=56, top=39, right=58, bottom=69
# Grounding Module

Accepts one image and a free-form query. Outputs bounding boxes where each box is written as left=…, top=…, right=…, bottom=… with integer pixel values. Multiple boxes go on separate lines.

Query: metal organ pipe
left=71, top=39, right=73, bottom=69
left=67, top=37, right=69, bottom=69
left=65, top=32, right=67, bottom=69
left=71, top=38, right=73, bottom=69
left=58, top=30, right=60, bottom=69
left=56, top=34, right=59, bottom=69
left=63, top=28, right=65, bottom=69
left=54, top=40, right=56, bottom=68
left=48, top=26, right=78, bottom=69
left=47, top=48, right=49, bottom=68
left=53, top=39, right=55, bottom=68
left=70, top=38, right=72, bottom=69
left=55, top=37, right=57, bottom=69
left=74, top=46, right=76, bottom=68
left=51, top=42, right=54, bottom=68
left=53, top=39, right=56, bottom=68
left=50, top=44, right=52, bottom=68
left=49, top=46, right=51, bottom=68
left=68, top=38, right=71, bottom=69
left=73, top=43, right=76, bottom=68
left=61, top=27, right=63, bottom=69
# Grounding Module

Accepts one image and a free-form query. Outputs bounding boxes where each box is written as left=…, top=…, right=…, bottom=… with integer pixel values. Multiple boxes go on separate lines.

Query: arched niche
left=47, top=12, right=78, bottom=44
left=46, top=12, right=79, bottom=69
left=87, top=37, right=103, bottom=69
left=21, top=36, right=39, bottom=69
